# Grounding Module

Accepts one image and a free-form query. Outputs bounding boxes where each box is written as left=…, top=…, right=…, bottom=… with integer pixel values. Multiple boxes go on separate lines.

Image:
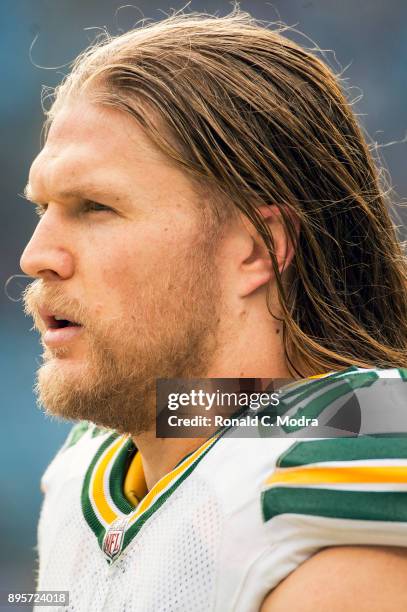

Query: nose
left=20, top=215, right=75, bottom=281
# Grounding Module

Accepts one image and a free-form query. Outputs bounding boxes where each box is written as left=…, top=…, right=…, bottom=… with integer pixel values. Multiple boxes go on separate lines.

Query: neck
left=133, top=293, right=298, bottom=490
left=133, top=375, right=290, bottom=492
left=132, top=433, right=209, bottom=490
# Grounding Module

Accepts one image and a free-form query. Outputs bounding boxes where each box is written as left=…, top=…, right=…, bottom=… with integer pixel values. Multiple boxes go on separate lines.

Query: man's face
left=21, top=99, right=223, bottom=435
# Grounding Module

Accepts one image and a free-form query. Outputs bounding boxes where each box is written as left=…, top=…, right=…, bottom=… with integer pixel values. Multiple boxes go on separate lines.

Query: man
left=20, top=10, right=407, bottom=612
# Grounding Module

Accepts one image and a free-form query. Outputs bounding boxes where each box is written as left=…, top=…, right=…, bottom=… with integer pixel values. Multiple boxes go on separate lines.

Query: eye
left=83, top=201, right=113, bottom=213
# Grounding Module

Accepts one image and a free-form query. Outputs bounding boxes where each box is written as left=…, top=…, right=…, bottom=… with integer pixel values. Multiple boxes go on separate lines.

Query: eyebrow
left=22, top=183, right=121, bottom=204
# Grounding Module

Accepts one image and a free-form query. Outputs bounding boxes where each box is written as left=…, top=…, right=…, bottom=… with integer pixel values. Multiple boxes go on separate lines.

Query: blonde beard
left=25, top=231, right=223, bottom=436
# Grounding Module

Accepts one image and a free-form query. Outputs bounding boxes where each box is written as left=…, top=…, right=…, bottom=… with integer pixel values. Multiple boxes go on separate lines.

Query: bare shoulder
left=260, top=546, right=407, bottom=612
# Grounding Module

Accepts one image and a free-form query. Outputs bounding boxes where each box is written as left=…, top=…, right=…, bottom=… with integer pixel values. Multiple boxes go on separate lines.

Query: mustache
left=23, top=280, right=88, bottom=332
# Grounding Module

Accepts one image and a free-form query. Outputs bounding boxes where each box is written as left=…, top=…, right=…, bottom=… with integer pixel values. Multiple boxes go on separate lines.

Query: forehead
left=27, top=100, right=175, bottom=200
left=47, top=99, right=165, bottom=162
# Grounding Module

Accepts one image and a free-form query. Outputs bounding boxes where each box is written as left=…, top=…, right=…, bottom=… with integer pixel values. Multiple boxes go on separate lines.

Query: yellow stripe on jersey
left=265, top=465, right=407, bottom=487
left=307, top=371, right=335, bottom=379
left=92, top=437, right=126, bottom=524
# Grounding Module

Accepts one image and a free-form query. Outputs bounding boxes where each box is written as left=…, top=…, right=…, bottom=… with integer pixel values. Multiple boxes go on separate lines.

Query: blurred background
left=1, top=0, right=406, bottom=603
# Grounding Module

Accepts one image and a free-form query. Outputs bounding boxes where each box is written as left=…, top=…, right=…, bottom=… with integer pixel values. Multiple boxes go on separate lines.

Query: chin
left=35, top=359, right=93, bottom=421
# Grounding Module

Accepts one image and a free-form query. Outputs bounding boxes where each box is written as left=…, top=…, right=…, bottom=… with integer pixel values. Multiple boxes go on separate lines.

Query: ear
left=238, top=204, right=299, bottom=299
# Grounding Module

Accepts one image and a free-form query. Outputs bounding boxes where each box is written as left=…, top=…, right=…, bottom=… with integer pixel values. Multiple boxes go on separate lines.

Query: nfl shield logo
left=103, top=518, right=128, bottom=562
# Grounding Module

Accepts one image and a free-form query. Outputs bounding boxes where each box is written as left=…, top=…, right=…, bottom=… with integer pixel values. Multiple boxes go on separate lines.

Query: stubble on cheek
left=34, top=220, right=225, bottom=435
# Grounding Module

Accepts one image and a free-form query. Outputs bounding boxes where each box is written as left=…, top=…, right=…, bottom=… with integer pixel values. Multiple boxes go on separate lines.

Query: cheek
left=80, top=214, right=201, bottom=316
left=83, top=233, right=178, bottom=315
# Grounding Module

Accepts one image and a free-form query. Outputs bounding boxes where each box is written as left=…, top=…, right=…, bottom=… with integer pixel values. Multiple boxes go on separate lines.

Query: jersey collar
left=81, top=432, right=221, bottom=563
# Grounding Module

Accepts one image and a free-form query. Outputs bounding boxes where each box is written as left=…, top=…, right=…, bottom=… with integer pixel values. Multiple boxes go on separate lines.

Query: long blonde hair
left=44, top=10, right=407, bottom=376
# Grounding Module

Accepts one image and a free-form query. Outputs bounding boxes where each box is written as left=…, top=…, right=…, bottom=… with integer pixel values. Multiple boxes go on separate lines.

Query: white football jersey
left=36, top=366, right=407, bottom=611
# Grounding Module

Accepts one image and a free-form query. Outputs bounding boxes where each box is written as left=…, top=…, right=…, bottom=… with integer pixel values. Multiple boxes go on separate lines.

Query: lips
left=38, top=307, right=83, bottom=348
left=39, top=307, right=82, bottom=330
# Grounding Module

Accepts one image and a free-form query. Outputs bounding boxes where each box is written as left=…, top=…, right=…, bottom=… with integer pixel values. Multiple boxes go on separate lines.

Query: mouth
left=38, top=308, right=84, bottom=347
left=39, top=307, right=82, bottom=329
left=48, top=315, right=82, bottom=329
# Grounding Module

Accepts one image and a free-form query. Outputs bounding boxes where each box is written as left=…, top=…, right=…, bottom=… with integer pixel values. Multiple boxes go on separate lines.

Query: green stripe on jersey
left=63, top=422, right=110, bottom=451
left=268, top=369, right=379, bottom=434
left=262, top=487, right=407, bottom=523
left=277, top=367, right=374, bottom=408
left=398, top=368, right=407, bottom=381
left=64, top=421, right=90, bottom=449
left=81, top=433, right=120, bottom=547
left=277, top=437, right=407, bottom=468
left=109, top=438, right=136, bottom=514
